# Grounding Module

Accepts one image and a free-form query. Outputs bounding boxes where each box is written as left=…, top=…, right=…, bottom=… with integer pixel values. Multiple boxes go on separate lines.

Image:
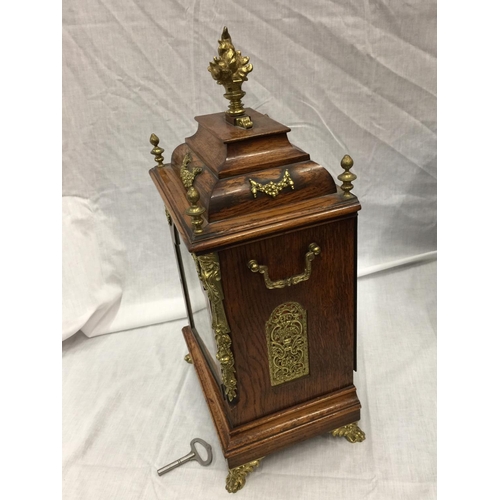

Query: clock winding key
left=157, top=438, right=213, bottom=476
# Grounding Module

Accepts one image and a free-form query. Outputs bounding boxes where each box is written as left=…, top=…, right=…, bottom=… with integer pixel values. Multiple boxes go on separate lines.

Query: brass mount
left=249, top=169, right=295, bottom=199
left=226, top=458, right=263, bottom=493
left=331, top=422, right=366, bottom=443
left=179, top=152, right=205, bottom=234
left=193, top=252, right=237, bottom=401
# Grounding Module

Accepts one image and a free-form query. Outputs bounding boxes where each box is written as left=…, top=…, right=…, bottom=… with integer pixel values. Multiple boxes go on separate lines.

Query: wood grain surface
left=218, top=216, right=357, bottom=426
left=183, top=325, right=361, bottom=469
left=149, top=107, right=361, bottom=252
left=152, top=107, right=363, bottom=471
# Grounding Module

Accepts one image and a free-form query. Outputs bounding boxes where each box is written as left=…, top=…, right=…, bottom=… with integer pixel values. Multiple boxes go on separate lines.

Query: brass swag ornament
left=249, top=169, right=295, bottom=199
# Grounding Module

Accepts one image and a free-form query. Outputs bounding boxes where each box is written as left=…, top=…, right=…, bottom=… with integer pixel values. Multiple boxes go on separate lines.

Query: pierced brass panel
left=266, top=302, right=309, bottom=386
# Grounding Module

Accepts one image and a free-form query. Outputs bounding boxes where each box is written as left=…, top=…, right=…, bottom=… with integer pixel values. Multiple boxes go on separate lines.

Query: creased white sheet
left=62, top=1, right=436, bottom=342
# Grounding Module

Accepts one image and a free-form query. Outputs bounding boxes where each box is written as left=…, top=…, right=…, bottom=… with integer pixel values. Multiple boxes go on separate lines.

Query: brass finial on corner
left=150, top=133, right=165, bottom=167
left=338, top=155, right=357, bottom=199
left=208, top=26, right=254, bottom=129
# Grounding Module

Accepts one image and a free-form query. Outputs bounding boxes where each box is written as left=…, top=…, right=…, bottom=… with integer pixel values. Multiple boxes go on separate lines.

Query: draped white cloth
left=62, top=260, right=436, bottom=499
left=63, top=0, right=436, bottom=498
left=62, top=0, right=436, bottom=340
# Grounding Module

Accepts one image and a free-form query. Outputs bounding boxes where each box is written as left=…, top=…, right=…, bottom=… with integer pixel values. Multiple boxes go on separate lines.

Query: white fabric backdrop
left=62, top=2, right=436, bottom=497
left=62, top=0, right=436, bottom=340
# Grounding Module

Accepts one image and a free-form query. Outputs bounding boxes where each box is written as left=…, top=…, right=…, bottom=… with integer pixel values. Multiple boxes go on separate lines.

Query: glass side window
left=174, top=227, right=220, bottom=380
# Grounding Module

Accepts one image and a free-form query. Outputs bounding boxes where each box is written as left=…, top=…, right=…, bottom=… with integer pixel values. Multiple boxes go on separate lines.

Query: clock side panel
left=170, top=225, right=224, bottom=387
left=220, top=215, right=357, bottom=427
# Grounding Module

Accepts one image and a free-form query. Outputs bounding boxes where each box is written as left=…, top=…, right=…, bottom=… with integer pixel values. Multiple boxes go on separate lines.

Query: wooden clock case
left=149, top=104, right=364, bottom=492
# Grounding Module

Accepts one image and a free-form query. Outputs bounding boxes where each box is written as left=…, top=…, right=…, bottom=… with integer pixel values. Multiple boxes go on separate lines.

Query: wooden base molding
left=183, top=325, right=362, bottom=470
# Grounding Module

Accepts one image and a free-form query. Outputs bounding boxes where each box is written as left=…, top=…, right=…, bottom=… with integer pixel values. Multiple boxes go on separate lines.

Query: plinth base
left=183, top=325, right=362, bottom=482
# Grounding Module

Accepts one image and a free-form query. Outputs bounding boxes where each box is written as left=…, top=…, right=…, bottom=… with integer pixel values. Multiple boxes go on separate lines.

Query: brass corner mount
left=180, top=152, right=205, bottom=234
left=208, top=27, right=254, bottom=129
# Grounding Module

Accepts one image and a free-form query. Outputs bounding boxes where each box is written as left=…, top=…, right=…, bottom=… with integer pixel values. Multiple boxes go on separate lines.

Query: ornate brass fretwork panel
left=266, top=302, right=309, bottom=386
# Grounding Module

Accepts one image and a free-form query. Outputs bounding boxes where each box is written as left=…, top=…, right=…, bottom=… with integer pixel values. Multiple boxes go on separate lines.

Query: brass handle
left=247, top=243, right=321, bottom=290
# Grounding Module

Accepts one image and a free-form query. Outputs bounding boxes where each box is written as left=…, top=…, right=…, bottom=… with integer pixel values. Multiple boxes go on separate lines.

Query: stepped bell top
left=149, top=28, right=359, bottom=252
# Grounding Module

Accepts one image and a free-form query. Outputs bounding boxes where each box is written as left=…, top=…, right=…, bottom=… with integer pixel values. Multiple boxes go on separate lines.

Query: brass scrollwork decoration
left=180, top=152, right=202, bottom=189
left=266, top=302, right=309, bottom=386
left=331, top=422, right=366, bottom=443
left=179, top=152, right=205, bottom=234
left=194, top=252, right=237, bottom=401
left=249, top=169, right=295, bottom=199
left=247, top=243, right=321, bottom=289
left=226, top=458, right=263, bottom=493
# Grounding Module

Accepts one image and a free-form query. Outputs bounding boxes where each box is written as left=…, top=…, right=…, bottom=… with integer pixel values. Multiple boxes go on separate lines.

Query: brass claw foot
left=331, top=422, right=366, bottom=443
left=184, top=353, right=193, bottom=364
left=226, top=458, right=263, bottom=493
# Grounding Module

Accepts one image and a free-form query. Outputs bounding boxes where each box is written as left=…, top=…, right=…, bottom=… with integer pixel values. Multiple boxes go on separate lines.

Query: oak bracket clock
left=148, top=27, right=365, bottom=493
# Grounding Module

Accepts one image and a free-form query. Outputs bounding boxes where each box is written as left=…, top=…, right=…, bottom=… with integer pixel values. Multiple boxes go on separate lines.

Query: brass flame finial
left=208, top=27, right=254, bottom=128
left=338, top=155, right=357, bottom=199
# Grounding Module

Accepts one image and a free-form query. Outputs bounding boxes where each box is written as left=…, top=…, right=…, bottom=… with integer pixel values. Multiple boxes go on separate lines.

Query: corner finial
left=208, top=27, right=254, bottom=129
left=149, top=133, right=164, bottom=167
left=338, top=155, right=357, bottom=198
